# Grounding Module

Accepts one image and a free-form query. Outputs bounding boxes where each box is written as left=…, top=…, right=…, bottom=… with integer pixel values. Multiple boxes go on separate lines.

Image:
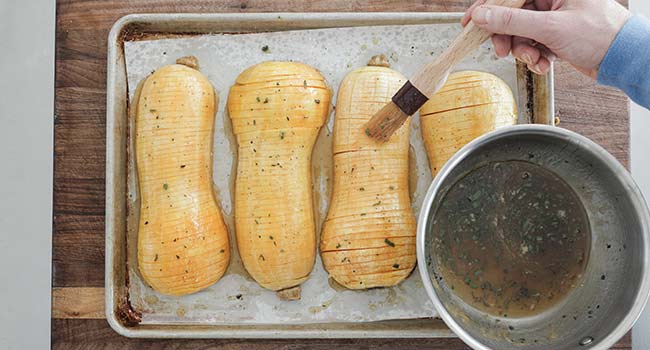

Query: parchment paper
left=124, top=23, right=518, bottom=324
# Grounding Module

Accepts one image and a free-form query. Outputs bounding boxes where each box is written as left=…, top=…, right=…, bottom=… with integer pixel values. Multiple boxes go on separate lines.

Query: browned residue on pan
left=117, top=292, right=142, bottom=327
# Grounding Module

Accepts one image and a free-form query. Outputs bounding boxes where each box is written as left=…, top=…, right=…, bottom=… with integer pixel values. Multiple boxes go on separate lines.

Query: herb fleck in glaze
left=432, top=160, right=590, bottom=317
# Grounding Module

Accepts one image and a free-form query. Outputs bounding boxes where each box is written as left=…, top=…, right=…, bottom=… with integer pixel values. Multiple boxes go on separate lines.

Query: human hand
left=462, top=0, right=631, bottom=78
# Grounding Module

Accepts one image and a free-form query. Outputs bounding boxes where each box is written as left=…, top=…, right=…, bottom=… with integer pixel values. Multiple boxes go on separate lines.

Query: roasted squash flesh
left=321, top=59, right=416, bottom=289
left=136, top=62, right=230, bottom=296
left=228, top=61, right=331, bottom=292
left=420, top=71, right=517, bottom=176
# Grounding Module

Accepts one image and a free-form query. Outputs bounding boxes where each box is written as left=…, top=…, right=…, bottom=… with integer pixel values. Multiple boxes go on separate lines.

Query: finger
left=537, top=45, right=557, bottom=62
left=529, top=56, right=551, bottom=75
left=511, top=37, right=541, bottom=66
left=523, top=1, right=537, bottom=10
left=491, top=34, right=512, bottom=58
left=462, top=0, right=487, bottom=26
left=471, top=5, right=554, bottom=44
left=549, top=0, right=565, bottom=11
left=533, top=0, right=556, bottom=11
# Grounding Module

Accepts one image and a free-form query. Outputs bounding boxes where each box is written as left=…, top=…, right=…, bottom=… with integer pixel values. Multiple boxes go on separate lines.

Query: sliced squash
left=227, top=61, right=331, bottom=295
left=135, top=58, right=230, bottom=296
left=320, top=56, right=416, bottom=289
left=420, top=71, right=517, bottom=176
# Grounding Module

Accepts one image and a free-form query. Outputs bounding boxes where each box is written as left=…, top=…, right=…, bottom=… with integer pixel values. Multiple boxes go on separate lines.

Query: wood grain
left=553, top=62, right=629, bottom=167
left=52, top=319, right=473, bottom=350
left=53, top=287, right=105, bottom=319
left=51, top=319, right=631, bottom=350
left=54, top=0, right=631, bottom=348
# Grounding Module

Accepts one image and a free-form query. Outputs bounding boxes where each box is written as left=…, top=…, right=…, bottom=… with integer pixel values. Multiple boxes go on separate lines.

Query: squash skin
left=227, top=61, right=331, bottom=291
left=135, top=64, right=230, bottom=296
left=420, top=71, right=517, bottom=176
left=320, top=64, right=416, bottom=289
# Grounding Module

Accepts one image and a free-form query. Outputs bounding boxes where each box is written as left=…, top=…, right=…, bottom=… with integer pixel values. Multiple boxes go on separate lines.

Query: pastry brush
left=364, top=0, right=526, bottom=141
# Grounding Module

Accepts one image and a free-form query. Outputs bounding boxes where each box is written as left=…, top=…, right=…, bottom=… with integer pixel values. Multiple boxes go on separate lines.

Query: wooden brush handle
left=410, top=0, right=526, bottom=98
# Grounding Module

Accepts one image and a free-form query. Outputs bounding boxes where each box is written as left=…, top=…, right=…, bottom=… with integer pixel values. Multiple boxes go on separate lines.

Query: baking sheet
left=123, top=23, right=518, bottom=325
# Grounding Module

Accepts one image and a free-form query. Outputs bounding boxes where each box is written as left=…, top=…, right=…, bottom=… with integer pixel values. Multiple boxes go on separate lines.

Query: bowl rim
left=416, top=124, right=650, bottom=350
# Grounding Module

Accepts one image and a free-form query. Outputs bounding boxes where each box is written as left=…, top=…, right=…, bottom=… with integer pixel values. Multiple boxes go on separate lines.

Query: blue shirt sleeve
left=597, top=15, right=650, bottom=109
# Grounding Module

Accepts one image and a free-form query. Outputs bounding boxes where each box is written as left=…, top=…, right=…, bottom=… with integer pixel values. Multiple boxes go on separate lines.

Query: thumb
left=471, top=5, right=553, bottom=44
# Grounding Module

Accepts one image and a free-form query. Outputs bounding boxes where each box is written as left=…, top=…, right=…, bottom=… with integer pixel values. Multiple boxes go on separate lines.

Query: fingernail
left=521, top=53, right=532, bottom=65
left=530, top=64, right=544, bottom=75
left=472, top=6, right=492, bottom=25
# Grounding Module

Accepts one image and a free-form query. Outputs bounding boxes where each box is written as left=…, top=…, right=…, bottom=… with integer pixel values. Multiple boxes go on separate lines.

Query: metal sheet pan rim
left=108, top=12, right=465, bottom=27
left=106, top=11, right=555, bottom=339
left=104, top=324, right=458, bottom=339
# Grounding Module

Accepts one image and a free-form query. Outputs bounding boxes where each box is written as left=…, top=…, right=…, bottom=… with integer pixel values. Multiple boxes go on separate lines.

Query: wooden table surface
left=53, top=0, right=632, bottom=349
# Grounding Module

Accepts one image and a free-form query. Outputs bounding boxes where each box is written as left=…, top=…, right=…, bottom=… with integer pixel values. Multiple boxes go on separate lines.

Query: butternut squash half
left=135, top=59, right=230, bottom=296
left=227, top=61, right=331, bottom=295
left=420, top=70, right=517, bottom=176
left=320, top=56, right=416, bottom=289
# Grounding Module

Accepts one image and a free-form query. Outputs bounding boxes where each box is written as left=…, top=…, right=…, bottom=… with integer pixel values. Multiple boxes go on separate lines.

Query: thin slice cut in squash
left=227, top=61, right=331, bottom=297
left=320, top=55, right=416, bottom=289
left=136, top=57, right=230, bottom=296
left=420, top=71, right=517, bottom=176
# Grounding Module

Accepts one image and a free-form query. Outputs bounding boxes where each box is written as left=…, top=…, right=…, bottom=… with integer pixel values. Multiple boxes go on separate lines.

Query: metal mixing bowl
left=417, top=125, right=650, bottom=350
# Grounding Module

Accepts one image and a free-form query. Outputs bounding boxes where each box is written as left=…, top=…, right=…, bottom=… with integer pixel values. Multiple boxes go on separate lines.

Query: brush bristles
left=364, top=102, right=410, bottom=142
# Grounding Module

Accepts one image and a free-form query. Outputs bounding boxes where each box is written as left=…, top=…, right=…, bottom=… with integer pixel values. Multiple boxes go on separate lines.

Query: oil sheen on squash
left=136, top=61, right=230, bottom=296
left=227, top=61, right=331, bottom=293
left=420, top=71, right=517, bottom=177
left=432, top=160, right=590, bottom=317
left=320, top=56, right=416, bottom=289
